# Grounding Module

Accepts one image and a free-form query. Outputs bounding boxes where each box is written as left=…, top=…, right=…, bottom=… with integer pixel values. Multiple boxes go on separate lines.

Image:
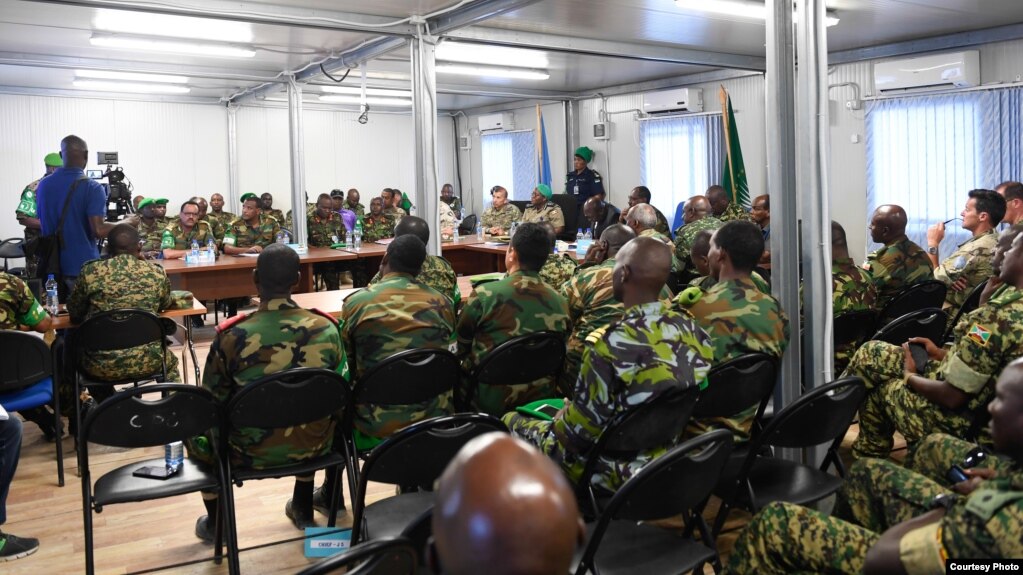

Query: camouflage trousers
left=832, top=458, right=942, bottom=531
left=461, top=374, right=556, bottom=417
left=904, top=432, right=1013, bottom=486
left=843, top=341, right=971, bottom=459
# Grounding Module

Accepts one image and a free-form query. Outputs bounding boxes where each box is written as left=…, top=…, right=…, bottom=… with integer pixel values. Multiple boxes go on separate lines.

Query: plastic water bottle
left=345, top=229, right=353, bottom=247
left=576, top=228, right=584, bottom=243
left=354, top=218, right=363, bottom=250
left=282, top=231, right=290, bottom=244
left=45, top=274, right=59, bottom=316
left=276, top=231, right=285, bottom=244
left=206, top=238, right=216, bottom=256
left=165, top=441, right=183, bottom=472
left=453, top=226, right=460, bottom=241
left=583, top=228, right=592, bottom=240
left=190, top=239, right=200, bottom=258
left=476, top=221, right=483, bottom=240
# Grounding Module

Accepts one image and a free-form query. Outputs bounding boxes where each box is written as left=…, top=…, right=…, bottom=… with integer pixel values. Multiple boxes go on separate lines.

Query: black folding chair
left=871, top=308, right=947, bottom=346
left=943, top=280, right=987, bottom=343
left=296, top=537, right=419, bottom=575
left=349, top=413, right=507, bottom=548
left=463, top=331, right=566, bottom=414
left=691, top=353, right=778, bottom=440
left=79, top=384, right=234, bottom=575
left=576, top=385, right=702, bottom=517
left=221, top=368, right=352, bottom=565
left=0, top=330, right=64, bottom=485
left=574, top=430, right=734, bottom=575
left=711, top=377, right=866, bottom=538
left=877, top=280, right=947, bottom=326
left=0, top=237, right=25, bottom=275
left=833, top=310, right=878, bottom=373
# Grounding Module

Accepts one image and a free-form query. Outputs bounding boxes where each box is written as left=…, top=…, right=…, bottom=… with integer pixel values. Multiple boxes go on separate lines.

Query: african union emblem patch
left=967, top=324, right=992, bottom=347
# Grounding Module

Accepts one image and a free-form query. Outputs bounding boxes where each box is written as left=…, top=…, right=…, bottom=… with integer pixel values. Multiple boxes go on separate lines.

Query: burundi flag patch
left=967, top=324, right=992, bottom=347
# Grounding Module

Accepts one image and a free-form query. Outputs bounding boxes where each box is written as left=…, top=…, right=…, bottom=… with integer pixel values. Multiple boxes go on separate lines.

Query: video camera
left=94, top=152, right=133, bottom=221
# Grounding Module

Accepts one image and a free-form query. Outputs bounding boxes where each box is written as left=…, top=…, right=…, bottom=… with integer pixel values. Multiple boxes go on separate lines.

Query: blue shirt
left=36, top=167, right=107, bottom=277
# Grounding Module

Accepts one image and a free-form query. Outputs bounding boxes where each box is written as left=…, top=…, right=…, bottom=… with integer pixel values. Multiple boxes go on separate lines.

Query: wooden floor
left=4, top=304, right=905, bottom=574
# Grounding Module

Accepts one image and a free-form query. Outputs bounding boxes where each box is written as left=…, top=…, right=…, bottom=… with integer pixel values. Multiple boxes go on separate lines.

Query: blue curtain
left=639, top=114, right=724, bottom=224
left=865, top=87, right=1023, bottom=256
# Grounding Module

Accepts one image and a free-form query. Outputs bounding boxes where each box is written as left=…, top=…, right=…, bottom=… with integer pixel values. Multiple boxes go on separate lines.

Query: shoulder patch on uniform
left=312, top=308, right=339, bottom=326
left=967, top=324, right=992, bottom=347
left=216, top=312, right=250, bottom=333
left=585, top=325, right=610, bottom=345
left=676, top=286, right=703, bottom=306
left=965, top=488, right=1023, bottom=522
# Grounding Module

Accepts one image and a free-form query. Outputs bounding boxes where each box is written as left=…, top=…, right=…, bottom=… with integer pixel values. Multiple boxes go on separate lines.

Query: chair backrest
left=878, top=280, right=947, bottom=325
left=0, top=330, right=52, bottom=393
left=672, top=201, right=685, bottom=235
left=227, top=368, right=349, bottom=430
left=473, top=331, right=566, bottom=387
left=833, top=310, right=877, bottom=350
left=944, top=281, right=987, bottom=340
left=296, top=537, right=418, bottom=575
left=871, top=308, right=947, bottom=346
left=458, top=214, right=477, bottom=235
left=354, top=349, right=459, bottom=406
left=691, top=354, right=777, bottom=420
left=0, top=237, right=25, bottom=262
left=359, top=413, right=508, bottom=488
left=81, top=384, right=220, bottom=448
left=752, top=377, right=866, bottom=451
left=74, top=309, right=166, bottom=353
left=550, top=194, right=579, bottom=240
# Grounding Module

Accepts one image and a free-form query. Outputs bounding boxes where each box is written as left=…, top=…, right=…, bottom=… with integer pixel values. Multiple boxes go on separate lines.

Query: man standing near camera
left=16, top=152, right=62, bottom=279
left=35, top=136, right=135, bottom=290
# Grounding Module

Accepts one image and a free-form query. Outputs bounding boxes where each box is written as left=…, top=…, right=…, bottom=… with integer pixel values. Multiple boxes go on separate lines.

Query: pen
left=942, top=217, right=963, bottom=225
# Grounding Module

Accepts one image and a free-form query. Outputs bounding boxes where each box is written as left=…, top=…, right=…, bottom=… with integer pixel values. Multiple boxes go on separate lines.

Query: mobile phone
left=908, top=342, right=929, bottom=375
left=946, top=464, right=969, bottom=484
left=132, top=465, right=175, bottom=480
left=533, top=403, right=560, bottom=418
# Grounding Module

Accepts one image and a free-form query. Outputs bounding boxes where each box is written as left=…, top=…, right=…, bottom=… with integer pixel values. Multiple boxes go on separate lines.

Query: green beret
left=537, top=184, right=552, bottom=200
left=44, top=153, right=62, bottom=167
left=574, top=146, right=593, bottom=164
left=240, top=192, right=258, bottom=203
left=154, top=198, right=169, bottom=205
left=137, top=198, right=156, bottom=210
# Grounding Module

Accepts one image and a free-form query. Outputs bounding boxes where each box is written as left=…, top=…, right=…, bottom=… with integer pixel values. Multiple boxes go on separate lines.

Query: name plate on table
left=184, top=252, right=216, bottom=265
left=303, top=527, right=352, bottom=558
left=287, top=243, right=308, bottom=255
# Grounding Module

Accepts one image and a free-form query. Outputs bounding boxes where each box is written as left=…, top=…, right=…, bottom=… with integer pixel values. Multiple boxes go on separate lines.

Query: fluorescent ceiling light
left=436, top=42, right=549, bottom=68
left=674, top=0, right=839, bottom=26
left=319, top=95, right=412, bottom=107
left=94, top=9, right=253, bottom=43
left=73, top=80, right=191, bottom=94
left=75, top=69, right=188, bottom=84
left=319, top=86, right=413, bottom=98
left=90, top=34, right=256, bottom=58
left=436, top=64, right=550, bottom=80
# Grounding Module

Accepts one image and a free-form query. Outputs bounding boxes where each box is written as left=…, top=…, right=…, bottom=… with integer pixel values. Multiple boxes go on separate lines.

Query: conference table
left=50, top=298, right=208, bottom=384
left=262, top=276, right=479, bottom=319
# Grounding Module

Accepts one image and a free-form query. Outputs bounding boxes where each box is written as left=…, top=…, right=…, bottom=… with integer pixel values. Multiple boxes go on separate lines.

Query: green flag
left=719, top=86, right=750, bottom=208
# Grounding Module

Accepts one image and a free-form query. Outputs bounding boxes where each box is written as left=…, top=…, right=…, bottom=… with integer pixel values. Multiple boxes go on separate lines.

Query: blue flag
left=536, top=104, right=552, bottom=188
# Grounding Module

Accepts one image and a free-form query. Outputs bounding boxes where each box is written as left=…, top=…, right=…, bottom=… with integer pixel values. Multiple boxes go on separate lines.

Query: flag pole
left=719, top=85, right=737, bottom=196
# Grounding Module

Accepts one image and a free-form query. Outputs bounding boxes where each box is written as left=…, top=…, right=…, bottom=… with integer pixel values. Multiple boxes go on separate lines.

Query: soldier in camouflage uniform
left=440, top=183, right=462, bottom=215
left=187, top=244, right=348, bottom=537
left=152, top=198, right=171, bottom=226
left=863, top=204, right=935, bottom=308
left=259, top=192, right=285, bottom=227
left=521, top=184, right=566, bottom=234
left=189, top=196, right=224, bottom=241
left=16, top=153, right=62, bottom=278
left=344, top=189, right=365, bottom=217
left=457, top=223, right=570, bottom=415
left=0, top=271, right=55, bottom=437
left=673, top=196, right=723, bottom=279
left=825, top=222, right=877, bottom=372
left=67, top=224, right=180, bottom=383
left=223, top=193, right=281, bottom=255
left=675, top=222, right=789, bottom=440
left=206, top=193, right=236, bottom=232
left=688, top=230, right=770, bottom=294
left=480, top=186, right=521, bottom=235
left=707, top=184, right=754, bottom=223
left=620, top=186, right=672, bottom=237
left=362, top=197, right=396, bottom=243
left=540, top=253, right=578, bottom=288
left=381, top=189, right=406, bottom=223
left=504, top=237, right=713, bottom=493
left=928, top=190, right=1004, bottom=310
left=626, top=204, right=681, bottom=274
left=342, top=235, right=456, bottom=441
left=725, top=361, right=1023, bottom=574
left=160, top=200, right=216, bottom=259
left=904, top=432, right=1016, bottom=489
left=842, top=229, right=1023, bottom=458
left=306, top=193, right=347, bottom=290
left=368, top=216, right=459, bottom=307
left=135, top=198, right=166, bottom=258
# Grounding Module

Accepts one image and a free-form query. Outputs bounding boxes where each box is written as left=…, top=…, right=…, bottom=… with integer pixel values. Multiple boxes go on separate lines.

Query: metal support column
left=766, top=0, right=800, bottom=431
left=226, top=105, right=240, bottom=207
left=411, top=32, right=440, bottom=255
left=565, top=99, right=579, bottom=175
left=286, top=76, right=308, bottom=246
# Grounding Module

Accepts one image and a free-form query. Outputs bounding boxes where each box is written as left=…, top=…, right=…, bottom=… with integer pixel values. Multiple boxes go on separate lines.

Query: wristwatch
left=930, top=493, right=959, bottom=511
left=927, top=246, right=939, bottom=255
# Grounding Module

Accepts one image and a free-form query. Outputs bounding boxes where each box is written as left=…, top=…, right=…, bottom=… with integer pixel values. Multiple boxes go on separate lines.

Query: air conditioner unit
left=874, top=51, right=980, bottom=94
left=478, top=112, right=515, bottom=132
left=642, top=88, right=704, bottom=114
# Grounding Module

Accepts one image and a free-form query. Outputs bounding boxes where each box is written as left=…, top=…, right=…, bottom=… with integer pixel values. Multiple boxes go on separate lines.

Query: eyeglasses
left=181, top=211, right=199, bottom=216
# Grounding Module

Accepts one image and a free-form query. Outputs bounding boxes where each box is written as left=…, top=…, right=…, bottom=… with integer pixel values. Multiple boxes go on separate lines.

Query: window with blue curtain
left=481, top=130, right=537, bottom=202
left=865, top=87, right=1023, bottom=257
left=639, top=114, right=725, bottom=228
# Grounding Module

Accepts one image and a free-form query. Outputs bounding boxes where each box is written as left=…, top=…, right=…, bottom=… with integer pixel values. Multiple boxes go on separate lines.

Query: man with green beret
left=136, top=198, right=166, bottom=259
left=152, top=198, right=170, bottom=226
left=16, top=152, right=62, bottom=277
left=223, top=193, right=281, bottom=255
left=565, top=146, right=604, bottom=212
left=520, top=184, right=565, bottom=235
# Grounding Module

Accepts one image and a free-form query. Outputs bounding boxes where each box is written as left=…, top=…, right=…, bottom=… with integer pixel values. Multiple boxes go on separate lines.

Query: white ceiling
left=1, top=0, right=1022, bottom=111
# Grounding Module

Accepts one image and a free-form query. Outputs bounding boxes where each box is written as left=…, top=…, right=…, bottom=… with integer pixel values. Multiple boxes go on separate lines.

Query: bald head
left=683, top=196, right=711, bottom=225
left=870, top=204, right=908, bottom=244
left=60, top=134, right=87, bottom=169
left=599, top=224, right=636, bottom=257
left=254, top=243, right=300, bottom=298
left=613, top=236, right=671, bottom=306
left=433, top=433, right=583, bottom=575
left=394, top=215, right=431, bottom=244
left=108, top=223, right=139, bottom=256
left=583, top=196, right=607, bottom=224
